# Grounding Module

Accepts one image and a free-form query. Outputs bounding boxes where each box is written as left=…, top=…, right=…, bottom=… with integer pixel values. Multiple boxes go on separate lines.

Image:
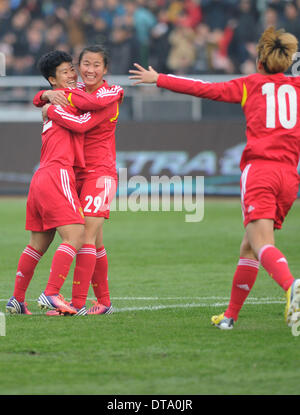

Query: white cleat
left=285, top=279, right=300, bottom=327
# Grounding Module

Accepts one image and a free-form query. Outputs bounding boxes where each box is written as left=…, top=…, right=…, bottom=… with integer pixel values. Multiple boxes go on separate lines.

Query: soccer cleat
left=211, top=312, right=234, bottom=330
left=45, top=306, right=87, bottom=316
left=86, top=301, right=113, bottom=315
left=70, top=304, right=87, bottom=316
left=6, top=296, right=32, bottom=315
left=45, top=309, right=63, bottom=316
left=45, top=304, right=87, bottom=316
left=37, top=292, right=77, bottom=315
left=285, top=279, right=300, bottom=327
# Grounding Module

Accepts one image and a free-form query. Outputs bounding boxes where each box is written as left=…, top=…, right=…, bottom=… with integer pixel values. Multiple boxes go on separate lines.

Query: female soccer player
left=6, top=51, right=86, bottom=315
left=38, top=45, right=123, bottom=315
left=129, top=27, right=300, bottom=329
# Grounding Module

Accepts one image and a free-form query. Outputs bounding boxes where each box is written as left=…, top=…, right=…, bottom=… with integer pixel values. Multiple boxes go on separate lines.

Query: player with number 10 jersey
left=129, top=26, right=300, bottom=329
left=154, top=59, right=300, bottom=228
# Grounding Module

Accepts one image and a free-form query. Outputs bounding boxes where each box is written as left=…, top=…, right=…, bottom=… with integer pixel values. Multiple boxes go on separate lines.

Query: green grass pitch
left=1, top=196, right=300, bottom=395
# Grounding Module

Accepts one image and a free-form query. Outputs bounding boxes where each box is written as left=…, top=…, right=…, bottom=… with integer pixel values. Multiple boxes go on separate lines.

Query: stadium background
left=1, top=0, right=300, bottom=197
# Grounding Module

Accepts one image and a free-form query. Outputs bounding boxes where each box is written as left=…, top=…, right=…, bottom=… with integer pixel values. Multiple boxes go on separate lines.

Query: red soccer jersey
left=34, top=82, right=124, bottom=179
left=33, top=90, right=85, bottom=169
left=39, top=109, right=84, bottom=169
left=157, top=73, right=300, bottom=171
left=53, top=81, right=123, bottom=180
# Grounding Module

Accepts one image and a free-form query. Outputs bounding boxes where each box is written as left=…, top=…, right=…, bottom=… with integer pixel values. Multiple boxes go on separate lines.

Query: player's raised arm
left=129, top=63, right=244, bottom=104
left=67, top=85, right=124, bottom=111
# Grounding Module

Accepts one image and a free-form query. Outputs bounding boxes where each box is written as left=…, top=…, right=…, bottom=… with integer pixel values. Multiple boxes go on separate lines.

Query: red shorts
left=26, top=166, right=85, bottom=232
left=240, top=161, right=299, bottom=229
left=76, top=175, right=117, bottom=219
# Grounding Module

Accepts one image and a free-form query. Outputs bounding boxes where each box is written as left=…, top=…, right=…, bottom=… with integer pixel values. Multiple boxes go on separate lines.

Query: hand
left=41, top=90, right=69, bottom=107
left=129, top=63, right=159, bottom=85
left=42, top=103, right=51, bottom=121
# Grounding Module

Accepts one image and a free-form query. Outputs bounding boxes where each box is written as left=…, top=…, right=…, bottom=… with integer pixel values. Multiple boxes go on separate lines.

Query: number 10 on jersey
left=262, top=82, right=297, bottom=129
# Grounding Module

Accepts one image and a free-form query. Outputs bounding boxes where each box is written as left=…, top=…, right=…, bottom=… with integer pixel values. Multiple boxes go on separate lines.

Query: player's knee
left=240, top=238, right=256, bottom=259
left=61, top=225, right=85, bottom=251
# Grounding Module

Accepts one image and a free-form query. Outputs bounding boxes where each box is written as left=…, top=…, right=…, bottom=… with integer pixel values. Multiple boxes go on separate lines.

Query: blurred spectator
left=108, top=25, right=140, bottom=74
left=255, top=6, right=281, bottom=42
left=265, top=0, right=286, bottom=19
left=227, top=0, right=259, bottom=73
left=167, top=25, right=196, bottom=74
left=123, top=0, right=157, bottom=67
left=9, top=7, right=31, bottom=56
left=201, top=0, right=236, bottom=30
left=282, top=1, right=300, bottom=43
left=208, top=27, right=236, bottom=74
left=91, top=0, right=126, bottom=30
left=149, top=8, right=172, bottom=73
left=0, top=0, right=13, bottom=37
left=193, top=23, right=211, bottom=73
left=176, top=0, right=203, bottom=28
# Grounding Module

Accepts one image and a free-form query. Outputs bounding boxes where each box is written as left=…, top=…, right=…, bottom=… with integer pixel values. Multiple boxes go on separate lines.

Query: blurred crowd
left=1, top=0, right=300, bottom=77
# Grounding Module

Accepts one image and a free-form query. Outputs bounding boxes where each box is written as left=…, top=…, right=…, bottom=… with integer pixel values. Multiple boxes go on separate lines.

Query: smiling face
left=49, top=61, right=78, bottom=89
left=79, top=51, right=108, bottom=92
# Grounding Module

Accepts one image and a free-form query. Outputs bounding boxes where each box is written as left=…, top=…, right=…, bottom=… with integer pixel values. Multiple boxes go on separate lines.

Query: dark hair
left=78, top=45, right=109, bottom=67
left=37, top=50, right=73, bottom=83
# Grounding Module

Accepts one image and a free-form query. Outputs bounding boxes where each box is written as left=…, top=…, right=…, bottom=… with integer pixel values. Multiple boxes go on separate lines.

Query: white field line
left=0, top=296, right=284, bottom=302
left=1, top=296, right=285, bottom=315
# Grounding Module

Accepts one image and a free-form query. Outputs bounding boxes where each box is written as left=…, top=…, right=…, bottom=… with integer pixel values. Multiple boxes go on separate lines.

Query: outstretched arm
left=129, top=63, right=245, bottom=104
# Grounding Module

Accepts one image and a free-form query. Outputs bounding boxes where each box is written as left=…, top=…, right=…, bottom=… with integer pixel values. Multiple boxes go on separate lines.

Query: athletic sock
left=44, top=243, right=77, bottom=296
left=13, top=245, right=43, bottom=303
left=224, top=257, right=259, bottom=321
left=259, top=244, right=294, bottom=291
left=72, top=244, right=96, bottom=309
left=91, top=246, right=111, bottom=307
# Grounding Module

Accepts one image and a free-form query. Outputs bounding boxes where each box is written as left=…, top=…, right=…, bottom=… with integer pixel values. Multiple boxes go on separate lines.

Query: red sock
left=224, top=257, right=259, bottom=321
left=72, top=244, right=96, bottom=309
left=13, top=245, right=43, bottom=302
left=91, top=246, right=111, bottom=307
left=44, top=244, right=77, bottom=296
left=259, top=244, right=294, bottom=291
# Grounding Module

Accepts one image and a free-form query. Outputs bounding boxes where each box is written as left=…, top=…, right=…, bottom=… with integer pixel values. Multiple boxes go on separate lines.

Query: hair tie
left=272, top=38, right=288, bottom=57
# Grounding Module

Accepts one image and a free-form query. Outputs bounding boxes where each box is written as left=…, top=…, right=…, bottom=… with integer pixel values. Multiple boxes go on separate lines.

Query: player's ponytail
left=257, top=27, right=298, bottom=74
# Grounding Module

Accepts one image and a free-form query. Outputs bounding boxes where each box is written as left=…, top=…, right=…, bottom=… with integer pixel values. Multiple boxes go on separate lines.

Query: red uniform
left=45, top=82, right=124, bottom=218
left=157, top=73, right=300, bottom=228
left=26, top=106, right=85, bottom=231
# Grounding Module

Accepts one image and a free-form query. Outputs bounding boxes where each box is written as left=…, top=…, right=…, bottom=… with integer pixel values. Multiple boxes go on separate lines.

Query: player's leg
left=6, top=230, right=55, bottom=314
left=246, top=218, right=299, bottom=326
left=71, top=216, right=102, bottom=310
left=225, top=232, right=259, bottom=320
left=247, top=218, right=294, bottom=291
left=43, top=223, right=84, bottom=297
left=72, top=175, right=116, bottom=314
left=88, top=226, right=113, bottom=314
left=211, top=231, right=259, bottom=329
left=37, top=166, right=86, bottom=313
